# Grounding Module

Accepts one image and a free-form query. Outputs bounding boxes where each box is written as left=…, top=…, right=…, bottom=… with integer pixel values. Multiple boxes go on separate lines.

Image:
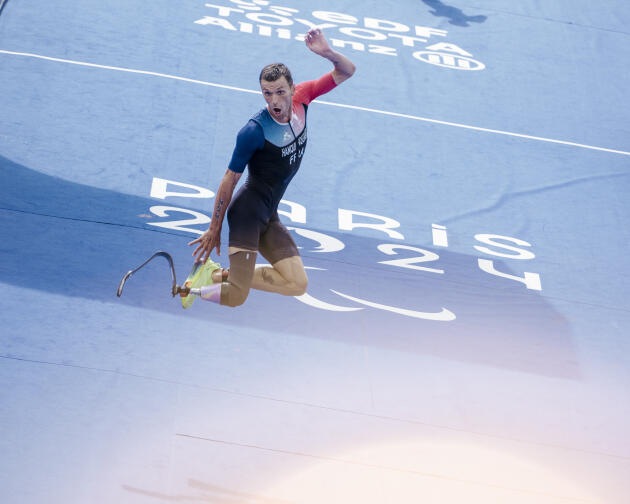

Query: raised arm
left=305, top=28, right=356, bottom=84
left=189, top=168, right=241, bottom=262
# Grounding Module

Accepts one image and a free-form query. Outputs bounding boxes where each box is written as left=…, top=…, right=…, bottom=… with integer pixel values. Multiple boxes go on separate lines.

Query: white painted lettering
left=258, top=24, right=272, bottom=36
left=294, top=18, right=337, bottom=30
left=150, top=178, right=215, bottom=200
left=338, top=209, right=404, bottom=239
left=312, top=11, right=359, bottom=25
left=205, top=3, right=245, bottom=16
left=195, top=16, right=237, bottom=30
left=378, top=244, right=444, bottom=273
left=388, top=33, right=428, bottom=47
left=426, top=42, right=472, bottom=57
left=278, top=200, right=307, bottom=223
left=269, top=6, right=299, bottom=16
left=368, top=44, right=397, bottom=56
left=432, top=224, right=448, bottom=247
left=229, top=0, right=267, bottom=8
left=331, top=39, right=365, bottom=51
left=239, top=21, right=253, bottom=33
left=245, top=12, right=293, bottom=25
left=474, top=234, right=536, bottom=260
left=364, top=17, right=409, bottom=32
left=276, top=27, right=291, bottom=39
left=478, top=259, right=542, bottom=291
left=339, top=27, right=387, bottom=40
left=148, top=206, right=210, bottom=235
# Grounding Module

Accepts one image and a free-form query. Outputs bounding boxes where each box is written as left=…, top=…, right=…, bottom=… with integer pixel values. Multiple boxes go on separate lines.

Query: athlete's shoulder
left=229, top=119, right=264, bottom=173
left=293, top=81, right=311, bottom=105
left=250, top=107, right=272, bottom=128
left=236, top=117, right=264, bottom=145
left=293, top=72, right=337, bottom=105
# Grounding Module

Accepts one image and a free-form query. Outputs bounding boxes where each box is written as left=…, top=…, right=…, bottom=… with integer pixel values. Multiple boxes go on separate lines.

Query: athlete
left=180, top=28, right=355, bottom=308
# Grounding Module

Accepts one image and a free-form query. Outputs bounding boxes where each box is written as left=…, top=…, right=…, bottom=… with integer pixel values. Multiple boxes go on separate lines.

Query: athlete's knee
left=273, top=256, right=308, bottom=296
left=221, top=250, right=257, bottom=307
left=283, top=270, right=307, bottom=296
left=291, top=275, right=308, bottom=296
left=222, top=284, right=250, bottom=307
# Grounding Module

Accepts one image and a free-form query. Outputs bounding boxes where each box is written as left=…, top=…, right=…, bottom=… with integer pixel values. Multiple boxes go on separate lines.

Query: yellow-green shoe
left=181, top=260, right=221, bottom=309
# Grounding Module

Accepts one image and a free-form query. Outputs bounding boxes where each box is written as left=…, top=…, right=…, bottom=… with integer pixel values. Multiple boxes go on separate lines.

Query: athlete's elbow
left=333, top=65, right=356, bottom=85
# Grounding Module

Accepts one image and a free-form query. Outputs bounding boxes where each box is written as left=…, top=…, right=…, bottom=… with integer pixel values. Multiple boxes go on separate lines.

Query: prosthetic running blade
left=117, top=251, right=187, bottom=297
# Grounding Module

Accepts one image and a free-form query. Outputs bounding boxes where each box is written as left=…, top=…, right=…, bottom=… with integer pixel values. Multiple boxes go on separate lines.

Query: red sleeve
left=293, top=72, right=337, bottom=105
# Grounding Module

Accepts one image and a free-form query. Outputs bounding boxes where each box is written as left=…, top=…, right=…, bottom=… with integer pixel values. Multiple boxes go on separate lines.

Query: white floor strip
left=2, top=49, right=629, bottom=157
left=0, top=49, right=260, bottom=95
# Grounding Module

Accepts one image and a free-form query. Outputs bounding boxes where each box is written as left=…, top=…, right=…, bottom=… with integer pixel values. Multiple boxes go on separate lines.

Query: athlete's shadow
left=421, top=0, right=487, bottom=27
left=1, top=154, right=576, bottom=379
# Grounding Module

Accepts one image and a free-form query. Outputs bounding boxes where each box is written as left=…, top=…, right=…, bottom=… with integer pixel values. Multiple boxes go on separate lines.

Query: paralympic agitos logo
left=194, top=0, right=486, bottom=71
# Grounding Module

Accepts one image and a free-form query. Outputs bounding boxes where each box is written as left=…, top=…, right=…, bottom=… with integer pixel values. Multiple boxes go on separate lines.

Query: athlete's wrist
left=319, top=48, right=337, bottom=61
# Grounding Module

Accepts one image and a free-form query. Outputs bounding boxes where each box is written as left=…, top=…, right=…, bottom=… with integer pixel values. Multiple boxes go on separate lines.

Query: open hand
left=188, top=227, right=221, bottom=263
left=305, top=28, right=332, bottom=56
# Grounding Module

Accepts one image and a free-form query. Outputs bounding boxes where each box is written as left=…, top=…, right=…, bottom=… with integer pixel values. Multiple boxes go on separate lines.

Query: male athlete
left=180, top=28, right=355, bottom=308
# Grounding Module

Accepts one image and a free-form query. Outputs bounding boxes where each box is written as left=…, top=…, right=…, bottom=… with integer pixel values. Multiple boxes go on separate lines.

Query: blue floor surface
left=1, top=1, right=629, bottom=503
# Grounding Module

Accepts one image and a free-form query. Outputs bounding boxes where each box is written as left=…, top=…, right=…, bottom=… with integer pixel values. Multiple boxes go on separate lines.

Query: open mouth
left=273, top=107, right=282, bottom=115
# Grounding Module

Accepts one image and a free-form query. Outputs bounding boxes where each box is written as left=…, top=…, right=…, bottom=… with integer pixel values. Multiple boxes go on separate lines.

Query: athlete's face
left=261, top=76, right=295, bottom=123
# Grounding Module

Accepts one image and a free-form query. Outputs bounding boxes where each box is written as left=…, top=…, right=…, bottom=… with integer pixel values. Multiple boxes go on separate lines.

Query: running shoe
left=181, top=259, right=221, bottom=309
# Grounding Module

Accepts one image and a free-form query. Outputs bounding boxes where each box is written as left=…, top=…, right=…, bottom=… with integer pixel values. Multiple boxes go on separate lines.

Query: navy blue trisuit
left=226, top=72, right=337, bottom=264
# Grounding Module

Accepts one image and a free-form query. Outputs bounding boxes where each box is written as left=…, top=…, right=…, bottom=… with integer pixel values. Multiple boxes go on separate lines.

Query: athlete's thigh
left=270, top=255, right=307, bottom=285
left=227, top=188, right=266, bottom=252
left=258, top=214, right=300, bottom=265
